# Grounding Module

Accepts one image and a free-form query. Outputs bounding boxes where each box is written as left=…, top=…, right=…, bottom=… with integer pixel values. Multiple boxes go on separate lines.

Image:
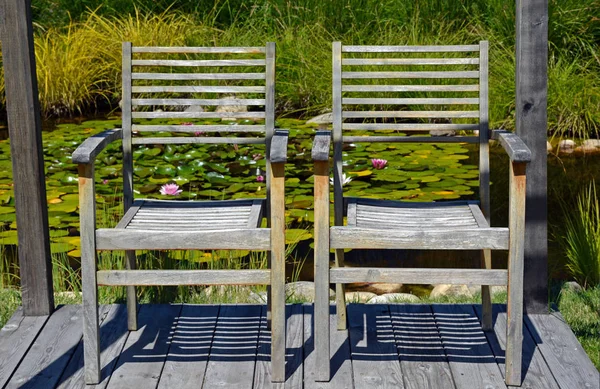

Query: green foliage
left=561, top=182, right=600, bottom=288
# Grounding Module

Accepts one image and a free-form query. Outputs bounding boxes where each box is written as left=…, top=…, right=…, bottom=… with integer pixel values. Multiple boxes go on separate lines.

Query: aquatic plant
left=371, top=159, right=387, bottom=170
left=159, top=183, right=182, bottom=196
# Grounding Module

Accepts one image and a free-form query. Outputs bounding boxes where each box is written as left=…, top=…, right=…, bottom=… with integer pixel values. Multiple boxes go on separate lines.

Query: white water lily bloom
left=330, top=173, right=352, bottom=186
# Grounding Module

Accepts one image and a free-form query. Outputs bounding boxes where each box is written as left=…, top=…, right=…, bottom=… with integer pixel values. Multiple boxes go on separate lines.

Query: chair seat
left=118, top=198, right=265, bottom=231
left=348, top=198, right=488, bottom=230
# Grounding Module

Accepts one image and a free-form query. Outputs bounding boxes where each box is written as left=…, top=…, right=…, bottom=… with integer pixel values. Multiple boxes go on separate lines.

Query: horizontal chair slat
left=342, top=136, right=479, bottom=143
left=342, top=123, right=480, bottom=131
left=329, top=268, right=508, bottom=285
left=342, top=58, right=479, bottom=66
left=132, top=46, right=266, bottom=54
left=131, top=86, right=266, bottom=93
left=343, top=97, right=479, bottom=105
left=132, top=98, right=265, bottom=106
left=343, top=71, right=479, bottom=79
left=342, top=85, right=479, bottom=92
left=342, top=110, right=479, bottom=118
left=330, top=226, right=509, bottom=249
left=96, top=228, right=271, bottom=250
left=132, top=111, right=266, bottom=119
left=342, top=45, right=480, bottom=53
left=132, top=59, right=266, bottom=67
left=97, top=270, right=271, bottom=286
left=132, top=73, right=266, bottom=80
left=132, top=137, right=265, bottom=145
left=132, top=125, right=265, bottom=133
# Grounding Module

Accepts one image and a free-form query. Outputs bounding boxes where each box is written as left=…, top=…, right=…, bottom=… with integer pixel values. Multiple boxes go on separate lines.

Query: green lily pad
left=285, top=229, right=312, bottom=244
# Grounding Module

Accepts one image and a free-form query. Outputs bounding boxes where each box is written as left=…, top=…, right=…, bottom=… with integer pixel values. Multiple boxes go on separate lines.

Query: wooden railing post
left=516, top=0, right=549, bottom=314
left=0, top=0, right=54, bottom=315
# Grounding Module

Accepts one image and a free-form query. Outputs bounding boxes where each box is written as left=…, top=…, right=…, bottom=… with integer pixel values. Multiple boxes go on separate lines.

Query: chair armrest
left=312, top=130, right=331, bottom=161
left=72, top=128, right=123, bottom=164
left=491, top=130, right=532, bottom=163
left=270, top=129, right=289, bottom=163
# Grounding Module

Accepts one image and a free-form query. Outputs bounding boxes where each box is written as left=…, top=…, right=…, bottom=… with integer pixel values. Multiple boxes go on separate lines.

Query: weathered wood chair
left=312, top=41, right=531, bottom=386
left=73, top=42, right=287, bottom=384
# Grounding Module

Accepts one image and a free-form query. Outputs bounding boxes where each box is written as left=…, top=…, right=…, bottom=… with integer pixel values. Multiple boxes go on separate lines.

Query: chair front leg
left=481, top=249, right=493, bottom=331
left=79, top=164, right=101, bottom=384
left=125, top=250, right=137, bottom=331
left=505, top=161, right=526, bottom=386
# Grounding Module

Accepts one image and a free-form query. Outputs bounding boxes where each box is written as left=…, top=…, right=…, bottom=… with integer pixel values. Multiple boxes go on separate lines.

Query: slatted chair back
left=332, top=41, right=490, bottom=223
left=121, top=42, right=276, bottom=210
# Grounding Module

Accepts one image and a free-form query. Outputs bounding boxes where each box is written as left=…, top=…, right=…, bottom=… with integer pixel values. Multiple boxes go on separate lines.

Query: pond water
left=0, top=117, right=598, bottom=285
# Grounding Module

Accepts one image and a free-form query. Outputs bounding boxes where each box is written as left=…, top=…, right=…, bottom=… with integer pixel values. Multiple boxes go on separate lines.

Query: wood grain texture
left=122, top=42, right=134, bottom=213
left=132, top=111, right=266, bottom=119
left=342, top=85, right=479, bottom=92
left=347, top=304, right=405, bottom=388
left=270, top=130, right=289, bottom=163
left=390, top=304, right=455, bottom=389
left=132, top=59, right=265, bottom=67
left=0, top=0, right=54, bottom=315
left=516, top=0, right=549, bottom=314
left=0, top=308, right=48, bottom=388
left=342, top=123, right=479, bottom=131
left=312, top=130, right=332, bottom=161
left=525, top=311, right=600, bottom=389
left=106, top=304, right=181, bottom=389
left=132, top=137, right=265, bottom=145
left=342, top=58, right=479, bottom=66
left=330, top=227, right=509, bottom=250
left=343, top=97, right=479, bottom=105
left=132, top=98, right=265, bottom=106
left=342, top=45, right=479, bottom=53
left=72, top=129, right=123, bottom=164
left=57, top=304, right=130, bottom=389
left=202, top=304, right=262, bottom=389
left=132, top=72, right=265, bottom=80
left=491, top=130, right=532, bottom=162
left=131, top=85, right=266, bottom=93
left=342, top=110, right=479, bottom=118
left=330, top=268, right=508, bottom=286
left=342, top=136, right=479, bottom=144
left=303, top=304, right=354, bottom=389
left=97, top=270, right=272, bottom=286
left=343, top=71, right=479, bottom=79
left=5, top=305, right=83, bottom=389
left=474, top=305, right=560, bottom=389
left=132, top=46, right=265, bottom=53
left=431, top=304, right=507, bottom=389
left=157, top=305, right=219, bottom=389
left=132, top=124, right=265, bottom=133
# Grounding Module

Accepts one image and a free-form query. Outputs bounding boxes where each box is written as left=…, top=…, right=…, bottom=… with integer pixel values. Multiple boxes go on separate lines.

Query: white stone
left=429, top=129, right=456, bottom=137
left=547, top=141, right=553, bottom=152
left=430, top=284, right=472, bottom=298
left=558, top=139, right=576, bottom=154
left=562, top=281, right=583, bottom=293
left=306, top=113, right=333, bottom=124
left=215, top=95, right=248, bottom=120
left=345, top=291, right=377, bottom=303
left=367, top=293, right=420, bottom=304
left=185, top=105, right=204, bottom=113
left=248, top=290, right=268, bottom=303
left=349, top=282, right=404, bottom=295
left=286, top=281, right=335, bottom=302
left=467, top=285, right=507, bottom=296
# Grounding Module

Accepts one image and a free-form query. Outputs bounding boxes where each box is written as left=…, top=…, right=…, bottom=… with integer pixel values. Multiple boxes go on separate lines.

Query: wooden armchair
left=312, top=41, right=531, bottom=386
left=73, top=42, right=287, bottom=384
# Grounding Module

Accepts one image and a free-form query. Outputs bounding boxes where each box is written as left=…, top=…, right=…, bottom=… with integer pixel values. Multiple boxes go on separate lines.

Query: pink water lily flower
left=371, top=158, right=387, bottom=170
left=160, top=183, right=182, bottom=196
left=256, top=175, right=265, bottom=182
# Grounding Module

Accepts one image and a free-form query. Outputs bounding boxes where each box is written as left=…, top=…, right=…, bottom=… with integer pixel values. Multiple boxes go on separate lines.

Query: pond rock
left=204, top=285, right=252, bottom=299
left=430, top=284, right=472, bottom=298
left=286, top=281, right=335, bottom=302
left=348, top=282, right=404, bottom=295
left=307, top=113, right=333, bottom=124
left=580, top=139, right=600, bottom=153
left=558, top=139, right=576, bottom=154
left=248, top=290, right=268, bottom=303
left=216, top=95, right=248, bottom=119
left=429, top=129, right=456, bottom=137
left=185, top=105, right=204, bottom=113
left=345, top=291, right=377, bottom=303
left=467, top=285, right=507, bottom=296
left=547, top=141, right=553, bottom=153
left=562, top=281, right=583, bottom=293
left=367, top=293, right=420, bottom=304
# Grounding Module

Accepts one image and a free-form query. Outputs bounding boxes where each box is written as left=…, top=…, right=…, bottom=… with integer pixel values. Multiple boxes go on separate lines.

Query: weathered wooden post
left=0, top=0, right=54, bottom=315
left=515, top=0, right=548, bottom=314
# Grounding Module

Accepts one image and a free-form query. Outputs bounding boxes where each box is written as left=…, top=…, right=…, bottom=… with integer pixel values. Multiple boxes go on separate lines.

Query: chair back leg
left=125, top=250, right=138, bottom=331
left=334, top=249, right=347, bottom=330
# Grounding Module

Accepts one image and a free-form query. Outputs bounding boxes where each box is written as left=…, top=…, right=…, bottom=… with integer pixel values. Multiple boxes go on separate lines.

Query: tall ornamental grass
left=562, top=182, right=600, bottom=288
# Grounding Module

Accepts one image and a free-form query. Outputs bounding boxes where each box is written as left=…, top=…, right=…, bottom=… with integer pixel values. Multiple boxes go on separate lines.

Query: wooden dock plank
left=157, top=305, right=219, bottom=389
left=474, top=305, right=560, bottom=389
left=526, top=311, right=600, bottom=389
left=347, top=304, right=404, bottom=388
left=432, top=304, right=507, bottom=389
left=5, top=305, right=83, bottom=389
left=390, top=304, right=455, bottom=389
left=202, top=304, right=262, bottom=389
left=253, top=304, right=304, bottom=389
left=56, top=304, right=130, bottom=389
left=106, top=304, right=181, bottom=389
left=304, top=304, right=354, bottom=389
left=0, top=307, right=48, bottom=388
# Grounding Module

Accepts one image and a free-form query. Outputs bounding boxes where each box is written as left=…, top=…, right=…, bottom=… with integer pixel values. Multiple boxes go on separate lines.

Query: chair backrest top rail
left=131, top=86, right=266, bottom=93
left=132, top=111, right=266, bottom=119
left=342, top=44, right=480, bottom=53
left=132, top=137, right=266, bottom=145
left=132, top=124, right=265, bottom=133
left=132, top=46, right=266, bottom=54
left=132, top=59, right=266, bottom=67
left=343, top=71, right=479, bottom=79
left=342, top=58, right=479, bottom=66
left=342, top=85, right=479, bottom=92
left=131, top=98, right=265, bottom=106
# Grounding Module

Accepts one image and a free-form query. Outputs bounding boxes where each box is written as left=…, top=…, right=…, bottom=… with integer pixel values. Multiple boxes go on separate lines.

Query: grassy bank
left=0, top=0, right=599, bottom=137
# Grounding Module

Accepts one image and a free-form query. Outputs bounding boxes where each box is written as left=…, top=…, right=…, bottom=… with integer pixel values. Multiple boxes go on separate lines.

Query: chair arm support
left=72, top=128, right=123, bottom=164
left=312, top=130, right=332, bottom=161
left=491, top=130, right=532, bottom=163
left=270, top=129, right=289, bottom=163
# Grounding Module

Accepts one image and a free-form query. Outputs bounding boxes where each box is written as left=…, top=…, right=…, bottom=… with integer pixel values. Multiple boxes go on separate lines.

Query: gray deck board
left=0, top=307, right=48, bottom=388
left=526, top=311, right=600, bottom=389
left=106, top=304, right=181, bottom=389
left=0, top=303, right=597, bottom=389
left=474, top=305, right=560, bottom=389
left=347, top=304, right=404, bottom=388
left=390, top=304, right=455, bottom=389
